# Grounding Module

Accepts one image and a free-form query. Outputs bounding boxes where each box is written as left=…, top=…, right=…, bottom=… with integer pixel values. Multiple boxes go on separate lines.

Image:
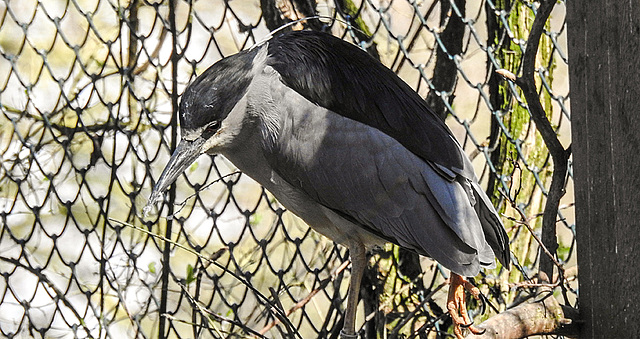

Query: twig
left=510, top=281, right=559, bottom=289
left=175, top=280, right=269, bottom=338
left=0, top=256, right=96, bottom=338
left=257, top=260, right=351, bottom=335
left=268, top=287, right=300, bottom=339
left=509, top=266, right=577, bottom=289
left=108, top=218, right=293, bottom=329
left=499, top=190, right=564, bottom=272
left=133, top=26, right=168, bottom=75
left=168, top=171, right=242, bottom=216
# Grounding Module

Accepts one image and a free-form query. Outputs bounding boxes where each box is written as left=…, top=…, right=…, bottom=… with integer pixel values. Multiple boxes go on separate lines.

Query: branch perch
left=465, top=273, right=579, bottom=338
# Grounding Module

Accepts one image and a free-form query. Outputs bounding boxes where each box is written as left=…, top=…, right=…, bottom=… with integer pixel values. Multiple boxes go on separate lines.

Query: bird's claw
left=459, top=321, right=486, bottom=334
left=460, top=321, right=474, bottom=329
left=447, top=274, right=484, bottom=339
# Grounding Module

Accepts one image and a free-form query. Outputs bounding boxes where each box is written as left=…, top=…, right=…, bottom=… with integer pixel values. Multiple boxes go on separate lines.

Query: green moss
left=341, top=0, right=372, bottom=37
left=484, top=0, right=558, bottom=319
left=490, top=1, right=556, bottom=225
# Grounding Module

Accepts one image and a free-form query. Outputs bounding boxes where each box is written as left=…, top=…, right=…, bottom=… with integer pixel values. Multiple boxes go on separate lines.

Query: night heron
left=146, top=30, right=510, bottom=339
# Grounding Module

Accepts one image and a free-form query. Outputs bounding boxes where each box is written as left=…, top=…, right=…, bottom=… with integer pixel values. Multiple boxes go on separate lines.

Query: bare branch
left=465, top=273, right=579, bottom=338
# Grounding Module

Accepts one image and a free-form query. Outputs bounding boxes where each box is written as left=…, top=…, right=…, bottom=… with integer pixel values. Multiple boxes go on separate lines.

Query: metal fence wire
left=0, top=0, right=575, bottom=338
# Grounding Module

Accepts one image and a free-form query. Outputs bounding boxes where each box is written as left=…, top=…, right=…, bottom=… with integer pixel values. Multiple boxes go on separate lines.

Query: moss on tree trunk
left=486, top=0, right=557, bottom=304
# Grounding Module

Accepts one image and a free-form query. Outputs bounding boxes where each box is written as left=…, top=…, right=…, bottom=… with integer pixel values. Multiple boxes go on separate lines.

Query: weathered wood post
left=567, top=1, right=640, bottom=337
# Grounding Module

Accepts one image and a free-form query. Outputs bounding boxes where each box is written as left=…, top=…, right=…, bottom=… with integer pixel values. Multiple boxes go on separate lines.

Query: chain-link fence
left=0, top=0, right=575, bottom=338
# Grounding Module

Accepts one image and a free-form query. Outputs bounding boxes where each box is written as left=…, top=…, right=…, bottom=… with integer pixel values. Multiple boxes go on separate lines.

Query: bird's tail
left=470, top=181, right=511, bottom=269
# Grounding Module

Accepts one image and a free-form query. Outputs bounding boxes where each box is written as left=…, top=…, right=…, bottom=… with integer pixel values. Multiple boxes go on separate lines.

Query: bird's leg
left=447, top=273, right=485, bottom=339
left=340, top=241, right=367, bottom=339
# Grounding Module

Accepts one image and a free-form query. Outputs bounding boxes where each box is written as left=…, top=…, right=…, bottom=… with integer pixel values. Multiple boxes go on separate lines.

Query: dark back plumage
left=266, top=31, right=465, bottom=179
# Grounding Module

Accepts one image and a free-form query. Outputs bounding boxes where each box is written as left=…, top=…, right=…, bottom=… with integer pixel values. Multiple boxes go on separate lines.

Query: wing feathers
left=266, top=31, right=465, bottom=175
left=471, top=181, right=511, bottom=268
left=252, top=64, right=509, bottom=276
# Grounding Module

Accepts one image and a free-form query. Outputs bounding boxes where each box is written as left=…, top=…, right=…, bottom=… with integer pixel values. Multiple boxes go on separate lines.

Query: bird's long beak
left=144, top=138, right=203, bottom=215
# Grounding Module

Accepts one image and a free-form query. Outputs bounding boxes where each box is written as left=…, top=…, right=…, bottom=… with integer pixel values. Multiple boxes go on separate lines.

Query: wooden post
left=567, top=1, right=640, bottom=337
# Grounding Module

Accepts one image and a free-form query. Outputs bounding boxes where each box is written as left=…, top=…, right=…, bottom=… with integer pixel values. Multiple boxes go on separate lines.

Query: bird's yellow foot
left=447, top=273, right=485, bottom=339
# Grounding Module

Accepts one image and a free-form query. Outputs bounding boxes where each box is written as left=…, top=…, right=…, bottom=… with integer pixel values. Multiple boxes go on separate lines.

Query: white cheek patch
left=182, top=129, right=202, bottom=142
left=201, top=127, right=225, bottom=152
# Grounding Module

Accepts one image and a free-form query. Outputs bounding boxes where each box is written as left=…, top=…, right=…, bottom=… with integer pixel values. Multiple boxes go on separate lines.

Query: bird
left=145, top=30, right=510, bottom=339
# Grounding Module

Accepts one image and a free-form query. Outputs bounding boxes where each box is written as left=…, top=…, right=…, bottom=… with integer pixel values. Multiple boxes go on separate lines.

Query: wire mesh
left=0, top=0, right=575, bottom=338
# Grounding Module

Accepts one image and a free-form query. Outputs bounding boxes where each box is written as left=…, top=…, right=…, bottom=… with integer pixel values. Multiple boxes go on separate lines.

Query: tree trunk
left=486, top=0, right=557, bottom=284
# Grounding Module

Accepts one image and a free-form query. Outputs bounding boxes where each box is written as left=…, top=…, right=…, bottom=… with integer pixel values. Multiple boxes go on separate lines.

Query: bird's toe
left=447, top=273, right=484, bottom=339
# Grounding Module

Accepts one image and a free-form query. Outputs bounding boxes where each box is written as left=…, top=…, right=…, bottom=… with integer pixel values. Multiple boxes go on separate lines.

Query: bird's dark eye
left=203, top=121, right=220, bottom=138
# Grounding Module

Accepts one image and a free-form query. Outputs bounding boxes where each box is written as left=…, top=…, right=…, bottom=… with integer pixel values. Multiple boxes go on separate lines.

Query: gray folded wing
left=260, top=85, right=499, bottom=276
